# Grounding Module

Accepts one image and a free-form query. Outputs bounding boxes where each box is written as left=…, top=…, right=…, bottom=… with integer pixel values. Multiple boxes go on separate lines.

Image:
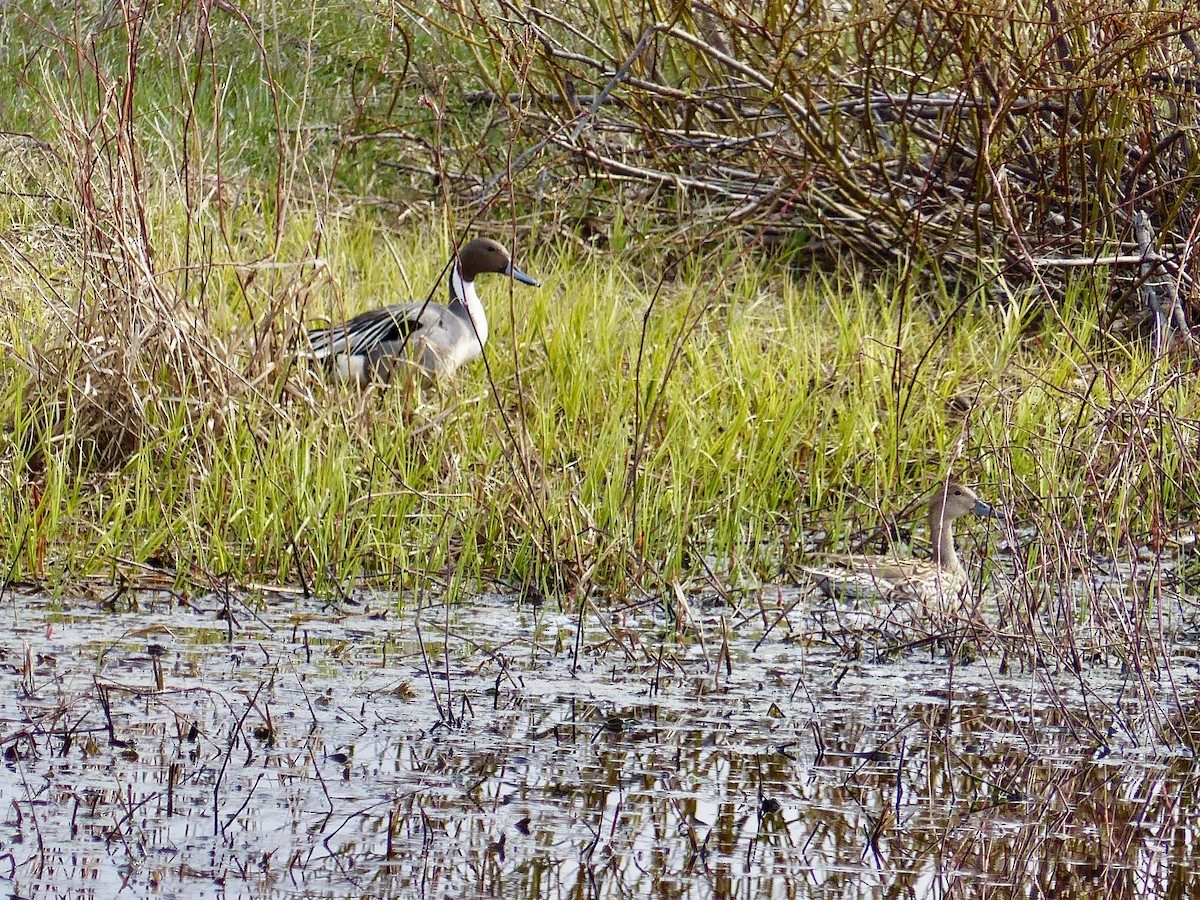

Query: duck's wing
left=306, top=303, right=436, bottom=358
left=803, top=555, right=951, bottom=603
left=804, top=557, right=906, bottom=601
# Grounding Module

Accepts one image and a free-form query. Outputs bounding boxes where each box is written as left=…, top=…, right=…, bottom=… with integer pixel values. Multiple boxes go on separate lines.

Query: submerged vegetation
left=0, top=0, right=1196, bottom=623
left=7, top=588, right=1199, bottom=898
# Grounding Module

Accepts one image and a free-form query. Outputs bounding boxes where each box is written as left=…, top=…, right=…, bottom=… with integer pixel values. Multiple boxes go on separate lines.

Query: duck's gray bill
left=972, top=499, right=999, bottom=518
left=506, top=263, right=539, bottom=287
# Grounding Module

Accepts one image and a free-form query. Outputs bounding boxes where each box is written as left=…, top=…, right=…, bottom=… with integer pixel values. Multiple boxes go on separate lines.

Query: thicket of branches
left=383, top=0, right=1200, bottom=306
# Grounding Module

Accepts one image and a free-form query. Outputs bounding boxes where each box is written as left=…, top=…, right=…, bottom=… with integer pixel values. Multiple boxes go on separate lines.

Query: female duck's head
left=927, top=481, right=999, bottom=572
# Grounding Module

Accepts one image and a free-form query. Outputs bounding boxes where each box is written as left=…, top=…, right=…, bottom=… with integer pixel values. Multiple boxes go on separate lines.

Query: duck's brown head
left=456, top=238, right=539, bottom=286
left=929, top=481, right=997, bottom=522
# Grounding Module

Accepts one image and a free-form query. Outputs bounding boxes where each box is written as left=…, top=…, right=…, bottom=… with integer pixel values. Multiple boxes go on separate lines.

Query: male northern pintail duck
left=306, top=238, right=538, bottom=384
left=805, top=481, right=999, bottom=606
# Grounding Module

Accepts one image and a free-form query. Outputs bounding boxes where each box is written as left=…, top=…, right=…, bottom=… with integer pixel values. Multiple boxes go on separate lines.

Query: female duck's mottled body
left=805, top=481, right=998, bottom=605
left=306, top=238, right=538, bottom=384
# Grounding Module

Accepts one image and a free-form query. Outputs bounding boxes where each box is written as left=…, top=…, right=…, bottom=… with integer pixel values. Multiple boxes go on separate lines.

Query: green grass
left=1, top=2, right=1198, bottom=615
left=1, top=208, right=1193, bottom=599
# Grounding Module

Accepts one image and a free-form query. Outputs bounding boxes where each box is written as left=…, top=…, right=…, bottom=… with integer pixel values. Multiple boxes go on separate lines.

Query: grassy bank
left=1, top=210, right=1190, bottom=598
left=0, top=2, right=1198, bottom=613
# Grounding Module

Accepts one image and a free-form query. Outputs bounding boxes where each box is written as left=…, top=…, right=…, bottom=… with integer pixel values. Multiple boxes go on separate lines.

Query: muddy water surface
left=1, top=583, right=1198, bottom=898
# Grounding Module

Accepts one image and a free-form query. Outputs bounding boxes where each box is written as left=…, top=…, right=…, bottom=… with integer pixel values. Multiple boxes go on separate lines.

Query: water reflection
left=0, top=586, right=1199, bottom=897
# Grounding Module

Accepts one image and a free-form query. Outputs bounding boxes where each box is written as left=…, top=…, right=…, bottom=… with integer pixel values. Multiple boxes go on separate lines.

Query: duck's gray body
left=310, top=288, right=482, bottom=383
left=306, top=238, right=537, bottom=384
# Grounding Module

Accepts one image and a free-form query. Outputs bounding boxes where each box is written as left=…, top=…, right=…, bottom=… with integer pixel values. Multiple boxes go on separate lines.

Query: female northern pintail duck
left=306, top=238, right=538, bottom=383
left=805, top=481, right=999, bottom=605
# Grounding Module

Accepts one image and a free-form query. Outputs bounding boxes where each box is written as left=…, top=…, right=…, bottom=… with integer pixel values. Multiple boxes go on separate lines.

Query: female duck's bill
left=305, top=238, right=539, bottom=385
left=804, top=481, right=999, bottom=607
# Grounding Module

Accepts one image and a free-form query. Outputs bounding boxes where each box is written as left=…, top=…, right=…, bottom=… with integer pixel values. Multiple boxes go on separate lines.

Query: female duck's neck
left=929, top=514, right=963, bottom=574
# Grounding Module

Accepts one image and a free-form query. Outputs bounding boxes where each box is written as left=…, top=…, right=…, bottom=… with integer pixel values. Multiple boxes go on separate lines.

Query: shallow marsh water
left=1, top=580, right=1199, bottom=898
